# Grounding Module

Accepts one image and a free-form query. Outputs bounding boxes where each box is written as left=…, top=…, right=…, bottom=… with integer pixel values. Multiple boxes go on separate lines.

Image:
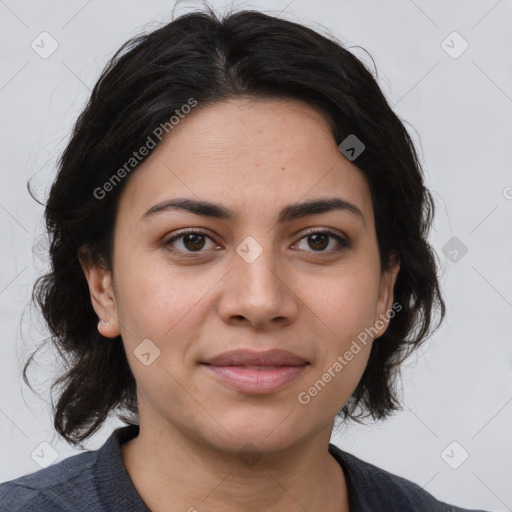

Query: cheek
left=114, top=255, right=216, bottom=346
left=302, top=265, right=381, bottom=343
left=297, top=275, right=377, bottom=411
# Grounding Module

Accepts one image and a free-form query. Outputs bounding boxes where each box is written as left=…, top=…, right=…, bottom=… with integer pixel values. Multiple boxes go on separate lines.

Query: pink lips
left=201, top=349, right=309, bottom=394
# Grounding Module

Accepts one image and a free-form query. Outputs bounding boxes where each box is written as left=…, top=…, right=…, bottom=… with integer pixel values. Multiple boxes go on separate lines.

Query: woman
left=0, top=6, right=489, bottom=512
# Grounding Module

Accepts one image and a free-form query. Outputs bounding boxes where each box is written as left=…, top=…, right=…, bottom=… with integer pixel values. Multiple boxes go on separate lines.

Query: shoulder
left=328, top=443, right=490, bottom=512
left=0, top=449, right=101, bottom=512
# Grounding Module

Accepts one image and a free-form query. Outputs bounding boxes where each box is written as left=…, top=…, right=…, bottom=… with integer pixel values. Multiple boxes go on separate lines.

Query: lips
left=200, top=349, right=309, bottom=394
left=202, top=349, right=309, bottom=367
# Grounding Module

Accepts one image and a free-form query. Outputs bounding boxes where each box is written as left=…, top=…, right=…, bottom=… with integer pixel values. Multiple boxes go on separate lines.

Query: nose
left=217, top=247, right=299, bottom=329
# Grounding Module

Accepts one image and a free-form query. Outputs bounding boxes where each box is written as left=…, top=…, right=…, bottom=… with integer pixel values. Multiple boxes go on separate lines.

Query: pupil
left=309, top=233, right=328, bottom=251
left=184, top=234, right=205, bottom=251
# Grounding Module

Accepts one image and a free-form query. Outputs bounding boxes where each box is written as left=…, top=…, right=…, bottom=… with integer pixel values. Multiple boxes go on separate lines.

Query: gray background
left=0, top=1, right=511, bottom=511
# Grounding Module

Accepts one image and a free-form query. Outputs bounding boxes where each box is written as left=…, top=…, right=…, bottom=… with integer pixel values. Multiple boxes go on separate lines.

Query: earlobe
left=78, top=245, right=121, bottom=338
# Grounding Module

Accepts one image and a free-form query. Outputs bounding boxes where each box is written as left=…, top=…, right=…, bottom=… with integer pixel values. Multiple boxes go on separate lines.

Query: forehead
left=116, top=98, right=373, bottom=226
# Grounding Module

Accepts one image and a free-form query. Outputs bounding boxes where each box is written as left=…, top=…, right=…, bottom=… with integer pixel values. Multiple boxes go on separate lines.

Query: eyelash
left=163, top=228, right=351, bottom=258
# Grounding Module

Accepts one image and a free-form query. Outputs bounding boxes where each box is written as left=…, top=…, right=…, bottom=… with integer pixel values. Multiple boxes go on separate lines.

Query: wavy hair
left=23, top=5, right=446, bottom=448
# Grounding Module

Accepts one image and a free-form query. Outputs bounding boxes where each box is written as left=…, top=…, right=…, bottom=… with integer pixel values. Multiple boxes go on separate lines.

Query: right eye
left=164, top=230, right=220, bottom=256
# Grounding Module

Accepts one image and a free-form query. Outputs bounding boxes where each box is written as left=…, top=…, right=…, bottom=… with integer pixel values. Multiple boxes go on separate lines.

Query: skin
left=80, top=97, right=400, bottom=512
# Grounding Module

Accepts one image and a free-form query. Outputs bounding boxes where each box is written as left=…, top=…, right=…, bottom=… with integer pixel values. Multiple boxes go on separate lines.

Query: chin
left=206, top=405, right=307, bottom=452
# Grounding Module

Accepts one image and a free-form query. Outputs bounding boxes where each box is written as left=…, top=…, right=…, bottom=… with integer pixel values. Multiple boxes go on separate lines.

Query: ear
left=373, top=252, right=401, bottom=339
left=78, top=245, right=121, bottom=338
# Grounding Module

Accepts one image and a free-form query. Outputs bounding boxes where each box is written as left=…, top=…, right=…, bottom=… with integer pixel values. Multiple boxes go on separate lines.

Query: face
left=81, top=98, right=400, bottom=455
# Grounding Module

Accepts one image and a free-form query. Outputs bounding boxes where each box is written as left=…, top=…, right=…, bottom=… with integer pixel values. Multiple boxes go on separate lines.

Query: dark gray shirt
left=0, top=424, right=490, bottom=511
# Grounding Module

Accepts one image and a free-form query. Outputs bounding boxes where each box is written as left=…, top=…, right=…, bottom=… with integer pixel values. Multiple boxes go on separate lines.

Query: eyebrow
left=141, top=197, right=366, bottom=228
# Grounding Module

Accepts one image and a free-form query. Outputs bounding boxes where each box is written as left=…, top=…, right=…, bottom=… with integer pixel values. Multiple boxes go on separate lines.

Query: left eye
left=292, top=230, right=350, bottom=253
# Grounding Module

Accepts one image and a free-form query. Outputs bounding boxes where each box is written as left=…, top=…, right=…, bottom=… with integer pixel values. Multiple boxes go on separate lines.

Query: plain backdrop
left=0, top=1, right=511, bottom=511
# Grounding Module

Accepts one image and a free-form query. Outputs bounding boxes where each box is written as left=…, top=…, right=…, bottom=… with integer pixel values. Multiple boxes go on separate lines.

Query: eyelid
left=164, top=228, right=219, bottom=251
left=298, top=226, right=349, bottom=240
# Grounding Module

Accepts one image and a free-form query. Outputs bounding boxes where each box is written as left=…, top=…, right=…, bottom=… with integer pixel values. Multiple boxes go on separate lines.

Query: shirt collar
left=94, top=423, right=150, bottom=512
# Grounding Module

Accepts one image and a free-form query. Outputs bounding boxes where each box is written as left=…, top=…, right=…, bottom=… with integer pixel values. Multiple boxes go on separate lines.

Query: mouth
left=200, top=349, right=310, bottom=394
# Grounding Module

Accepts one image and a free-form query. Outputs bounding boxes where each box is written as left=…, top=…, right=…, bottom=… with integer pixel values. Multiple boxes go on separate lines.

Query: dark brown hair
left=24, top=5, right=445, bottom=448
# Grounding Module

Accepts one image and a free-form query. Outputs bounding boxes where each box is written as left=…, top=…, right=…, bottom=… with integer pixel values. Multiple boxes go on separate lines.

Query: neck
left=121, top=420, right=350, bottom=512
